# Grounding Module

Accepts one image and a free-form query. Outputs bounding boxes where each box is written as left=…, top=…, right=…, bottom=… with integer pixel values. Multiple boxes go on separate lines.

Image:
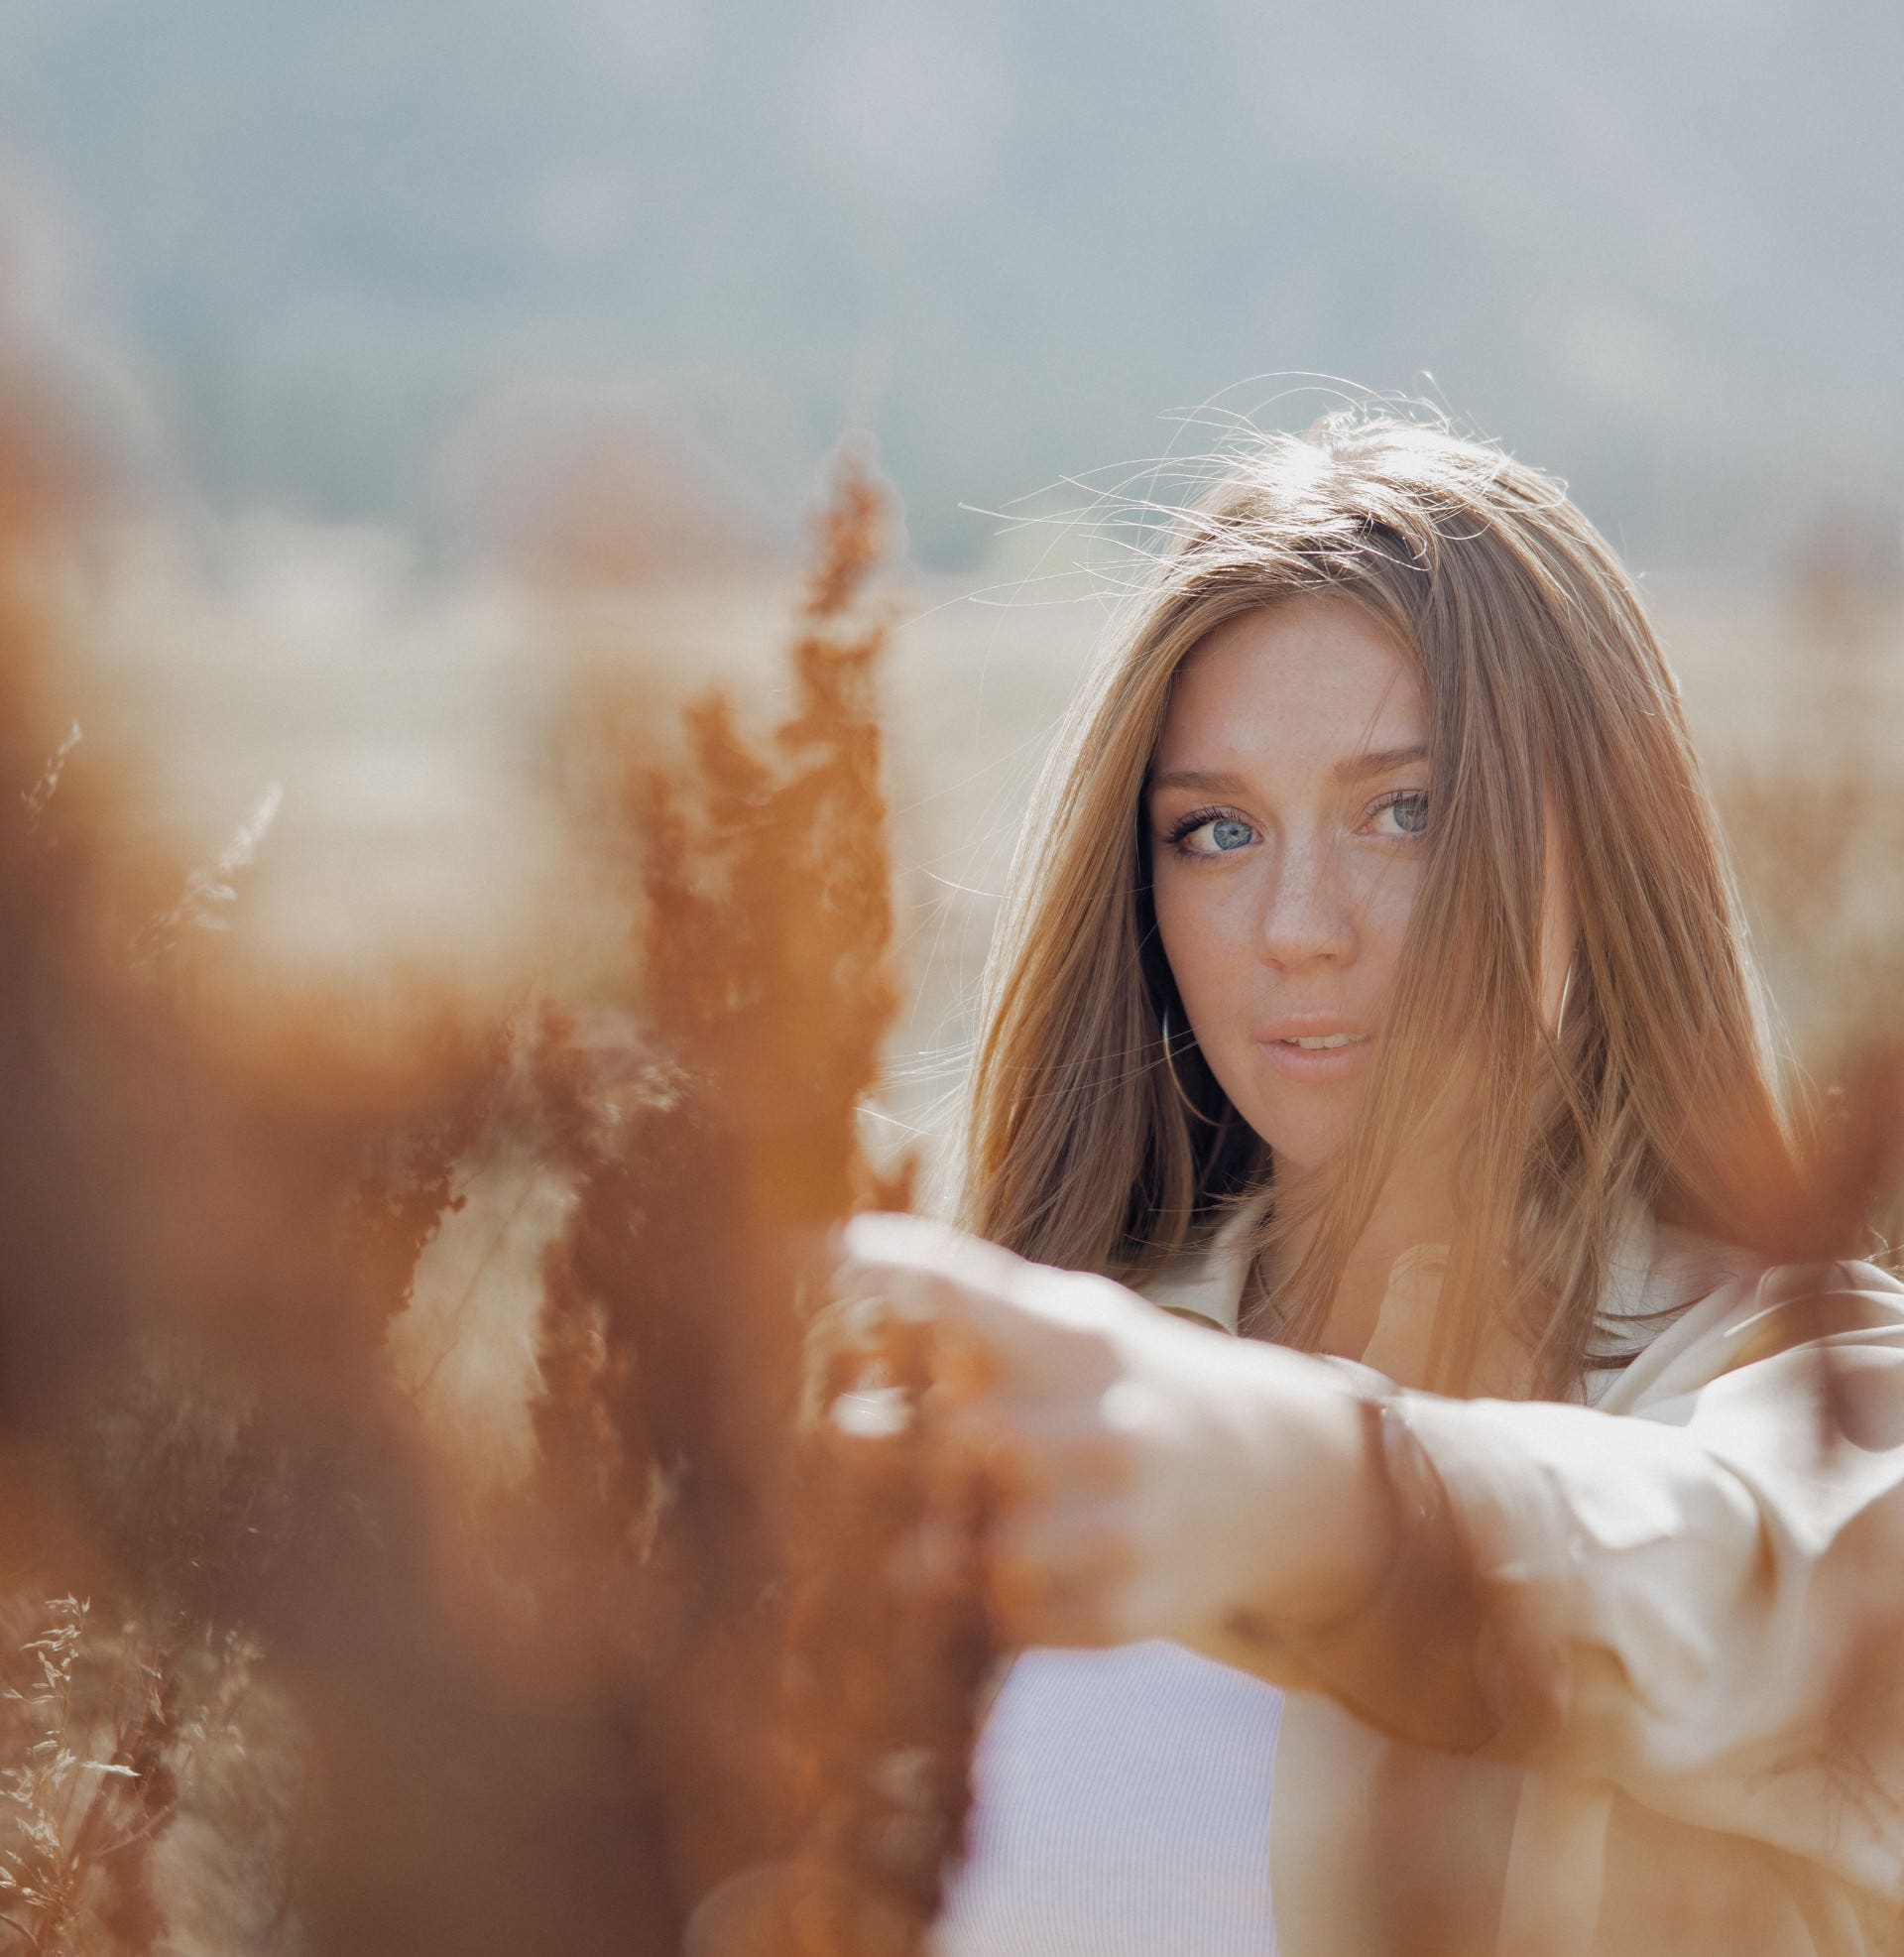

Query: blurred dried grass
left=0, top=361, right=988, bottom=1955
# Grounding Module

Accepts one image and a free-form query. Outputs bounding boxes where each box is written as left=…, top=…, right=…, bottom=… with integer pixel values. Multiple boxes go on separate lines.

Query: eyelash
left=1163, top=790, right=1430, bottom=857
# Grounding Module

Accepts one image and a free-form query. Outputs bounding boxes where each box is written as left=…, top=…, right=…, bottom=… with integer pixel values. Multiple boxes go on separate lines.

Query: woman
left=840, top=413, right=1904, bottom=1956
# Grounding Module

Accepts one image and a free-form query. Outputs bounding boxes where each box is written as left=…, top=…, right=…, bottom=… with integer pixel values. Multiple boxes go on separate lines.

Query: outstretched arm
left=834, top=1212, right=1399, bottom=1651
left=837, top=1214, right=1904, bottom=1889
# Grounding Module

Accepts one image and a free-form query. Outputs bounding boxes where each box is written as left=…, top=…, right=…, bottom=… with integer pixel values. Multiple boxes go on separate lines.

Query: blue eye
left=1371, top=792, right=1430, bottom=838
left=1165, top=809, right=1258, bottom=857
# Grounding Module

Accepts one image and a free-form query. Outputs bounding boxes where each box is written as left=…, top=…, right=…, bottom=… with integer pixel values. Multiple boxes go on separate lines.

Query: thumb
left=1359, top=1242, right=1451, bottom=1387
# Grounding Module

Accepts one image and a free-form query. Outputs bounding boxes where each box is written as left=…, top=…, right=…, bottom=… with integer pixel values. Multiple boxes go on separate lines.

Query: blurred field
left=64, top=507, right=1904, bottom=1167
left=56, top=497, right=1902, bottom=1503
left=43, top=491, right=1904, bottom=1531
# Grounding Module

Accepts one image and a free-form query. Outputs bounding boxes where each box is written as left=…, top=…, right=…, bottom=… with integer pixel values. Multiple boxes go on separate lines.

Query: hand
left=833, top=1214, right=1393, bottom=1653
left=681, top=1858, right=916, bottom=1957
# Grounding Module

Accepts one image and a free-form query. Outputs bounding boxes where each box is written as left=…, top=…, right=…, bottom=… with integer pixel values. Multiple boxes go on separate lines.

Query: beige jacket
left=1145, top=1211, right=1904, bottom=1957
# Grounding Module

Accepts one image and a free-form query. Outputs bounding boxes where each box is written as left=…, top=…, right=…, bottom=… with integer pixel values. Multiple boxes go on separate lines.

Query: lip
left=1252, top=1013, right=1374, bottom=1084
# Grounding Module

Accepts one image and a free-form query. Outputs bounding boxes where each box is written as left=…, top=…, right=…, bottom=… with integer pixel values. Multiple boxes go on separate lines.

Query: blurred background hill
left=3, top=0, right=1901, bottom=572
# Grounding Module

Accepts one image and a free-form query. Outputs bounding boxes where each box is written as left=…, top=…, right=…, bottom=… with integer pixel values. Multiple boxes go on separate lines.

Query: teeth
left=1285, top=1034, right=1363, bottom=1049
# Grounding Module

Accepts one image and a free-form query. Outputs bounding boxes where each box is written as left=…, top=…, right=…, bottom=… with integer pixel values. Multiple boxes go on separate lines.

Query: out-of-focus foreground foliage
left=0, top=360, right=989, bottom=1955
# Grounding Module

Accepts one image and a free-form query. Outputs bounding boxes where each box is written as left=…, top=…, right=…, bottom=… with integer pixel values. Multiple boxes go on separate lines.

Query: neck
left=1271, top=1157, right=1459, bottom=1364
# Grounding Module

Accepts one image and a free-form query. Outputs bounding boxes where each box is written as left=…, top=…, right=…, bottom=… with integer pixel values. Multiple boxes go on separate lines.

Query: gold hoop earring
left=1158, top=1006, right=1225, bottom=1128
left=1555, top=955, right=1576, bottom=1041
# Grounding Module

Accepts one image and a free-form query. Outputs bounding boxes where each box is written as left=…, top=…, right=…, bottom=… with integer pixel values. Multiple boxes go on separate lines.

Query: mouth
left=1253, top=1019, right=1374, bottom=1082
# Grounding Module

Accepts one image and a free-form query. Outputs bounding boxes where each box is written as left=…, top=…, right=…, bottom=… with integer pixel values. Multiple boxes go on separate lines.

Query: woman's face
left=1147, top=596, right=1564, bottom=1175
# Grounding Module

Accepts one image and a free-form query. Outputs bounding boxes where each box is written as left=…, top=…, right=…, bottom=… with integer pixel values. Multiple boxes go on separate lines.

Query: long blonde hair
left=959, top=411, right=1804, bottom=1397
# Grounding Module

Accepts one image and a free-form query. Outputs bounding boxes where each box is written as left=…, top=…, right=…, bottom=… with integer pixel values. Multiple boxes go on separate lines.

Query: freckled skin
left=1147, top=598, right=1433, bottom=1174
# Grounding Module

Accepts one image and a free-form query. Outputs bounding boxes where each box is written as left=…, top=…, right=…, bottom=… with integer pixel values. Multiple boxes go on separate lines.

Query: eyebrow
left=1148, top=744, right=1429, bottom=795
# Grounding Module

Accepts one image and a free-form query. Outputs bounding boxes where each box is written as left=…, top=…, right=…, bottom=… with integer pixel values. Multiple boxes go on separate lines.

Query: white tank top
left=932, top=1641, right=1284, bottom=1955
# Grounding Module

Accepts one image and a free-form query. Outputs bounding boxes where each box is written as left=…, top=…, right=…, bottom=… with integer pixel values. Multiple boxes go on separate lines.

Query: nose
left=1257, top=829, right=1357, bottom=971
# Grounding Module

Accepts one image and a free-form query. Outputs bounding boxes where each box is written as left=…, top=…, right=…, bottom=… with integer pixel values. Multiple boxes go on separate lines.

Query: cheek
left=1151, top=868, right=1254, bottom=1013
left=1353, top=862, right=1421, bottom=990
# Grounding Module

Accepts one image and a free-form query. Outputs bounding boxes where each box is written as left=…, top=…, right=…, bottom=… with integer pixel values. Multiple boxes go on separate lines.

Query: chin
left=1234, top=1095, right=1357, bottom=1174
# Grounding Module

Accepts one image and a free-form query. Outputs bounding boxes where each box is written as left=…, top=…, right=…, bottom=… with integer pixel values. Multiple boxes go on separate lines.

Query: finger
left=683, top=1858, right=913, bottom=1957
left=834, top=1219, right=1042, bottom=1369
left=926, top=1407, right=1054, bottom=1510
left=838, top=1216, right=1133, bottom=1391
left=842, top=1212, right=1120, bottom=1343
left=681, top=1861, right=804, bottom=1956
left=934, top=1400, right=1140, bottom=1503
left=885, top=1516, right=978, bottom=1599
left=821, top=1251, right=1001, bottom=1400
left=842, top=1211, right=1034, bottom=1304
left=888, top=1407, right=1143, bottom=1624
left=985, top=1498, right=1139, bottom=1649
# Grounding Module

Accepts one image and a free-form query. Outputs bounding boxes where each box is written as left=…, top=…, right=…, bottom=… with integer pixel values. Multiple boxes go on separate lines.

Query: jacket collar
left=1137, top=1191, right=1272, bottom=1337
left=1139, top=1192, right=1735, bottom=1400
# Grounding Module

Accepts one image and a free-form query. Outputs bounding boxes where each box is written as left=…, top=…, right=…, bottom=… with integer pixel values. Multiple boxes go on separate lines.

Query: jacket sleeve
left=1249, top=1257, right=1904, bottom=1887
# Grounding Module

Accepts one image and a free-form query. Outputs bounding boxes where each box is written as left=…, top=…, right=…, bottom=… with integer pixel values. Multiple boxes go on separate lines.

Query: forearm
left=1178, top=1346, right=1403, bottom=1668
left=1195, top=1326, right=1904, bottom=1777
left=1182, top=1366, right=1501, bottom=1748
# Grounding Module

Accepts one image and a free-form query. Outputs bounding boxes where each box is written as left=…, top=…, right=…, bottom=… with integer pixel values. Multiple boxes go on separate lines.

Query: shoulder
left=1132, top=1188, right=1273, bottom=1337
left=1593, top=1218, right=1904, bottom=1415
